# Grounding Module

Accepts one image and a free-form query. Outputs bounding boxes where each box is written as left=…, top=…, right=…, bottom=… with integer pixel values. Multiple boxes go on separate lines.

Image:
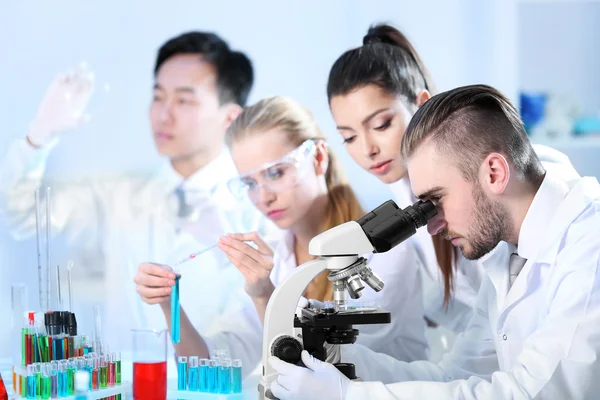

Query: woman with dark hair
left=327, top=24, right=483, bottom=335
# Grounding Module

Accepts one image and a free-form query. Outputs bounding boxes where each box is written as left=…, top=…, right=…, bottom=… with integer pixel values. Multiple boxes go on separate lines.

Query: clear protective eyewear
left=227, top=139, right=318, bottom=200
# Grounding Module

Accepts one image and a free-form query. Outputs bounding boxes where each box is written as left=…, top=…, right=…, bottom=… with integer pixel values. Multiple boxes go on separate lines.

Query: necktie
left=174, top=186, right=194, bottom=218
left=508, top=253, right=527, bottom=288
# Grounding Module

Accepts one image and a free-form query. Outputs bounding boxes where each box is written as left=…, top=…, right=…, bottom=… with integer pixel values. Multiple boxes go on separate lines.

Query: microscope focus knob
left=271, top=336, right=303, bottom=364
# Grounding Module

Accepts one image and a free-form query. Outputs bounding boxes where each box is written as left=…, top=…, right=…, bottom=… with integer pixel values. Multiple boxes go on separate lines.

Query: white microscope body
left=258, top=200, right=437, bottom=399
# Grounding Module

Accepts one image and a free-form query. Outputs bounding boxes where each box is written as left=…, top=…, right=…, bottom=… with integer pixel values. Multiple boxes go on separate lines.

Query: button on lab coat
left=342, top=170, right=600, bottom=399
left=0, top=138, right=271, bottom=349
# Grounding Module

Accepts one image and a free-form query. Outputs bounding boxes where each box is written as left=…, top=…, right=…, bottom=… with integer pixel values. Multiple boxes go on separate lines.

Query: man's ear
left=480, top=152, right=510, bottom=195
left=314, top=141, right=329, bottom=176
left=415, top=89, right=431, bottom=108
left=222, top=103, right=243, bottom=130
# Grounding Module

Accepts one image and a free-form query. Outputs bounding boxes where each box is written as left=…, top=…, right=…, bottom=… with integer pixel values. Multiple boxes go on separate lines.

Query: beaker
left=131, top=328, right=167, bottom=400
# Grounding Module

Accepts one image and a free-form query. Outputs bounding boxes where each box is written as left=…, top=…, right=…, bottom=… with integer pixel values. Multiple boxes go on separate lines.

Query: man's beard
left=441, top=183, right=512, bottom=260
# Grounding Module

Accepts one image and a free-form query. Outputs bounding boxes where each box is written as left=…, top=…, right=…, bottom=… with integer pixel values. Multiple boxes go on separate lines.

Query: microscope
left=259, top=199, right=437, bottom=399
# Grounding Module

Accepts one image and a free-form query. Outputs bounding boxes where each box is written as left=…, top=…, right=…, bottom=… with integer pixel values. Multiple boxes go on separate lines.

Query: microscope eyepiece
left=357, top=199, right=437, bottom=253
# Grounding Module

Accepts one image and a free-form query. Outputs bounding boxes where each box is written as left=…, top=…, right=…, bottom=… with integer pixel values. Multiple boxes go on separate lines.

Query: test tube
left=199, top=359, right=209, bottom=392
left=41, top=364, right=51, bottom=400
left=188, top=356, right=199, bottom=391
left=208, top=359, right=218, bottom=393
left=171, top=276, right=181, bottom=344
left=218, top=359, right=232, bottom=394
left=82, top=336, right=93, bottom=355
left=214, top=349, right=229, bottom=361
left=27, top=364, right=36, bottom=399
left=109, top=353, right=117, bottom=386
left=50, top=361, right=58, bottom=398
left=58, top=360, right=67, bottom=397
left=114, top=352, right=122, bottom=400
left=66, top=359, right=76, bottom=395
left=92, top=356, right=100, bottom=390
left=100, top=354, right=108, bottom=388
left=232, top=359, right=242, bottom=393
left=76, top=357, right=86, bottom=372
left=177, top=356, right=187, bottom=391
left=34, top=362, right=42, bottom=397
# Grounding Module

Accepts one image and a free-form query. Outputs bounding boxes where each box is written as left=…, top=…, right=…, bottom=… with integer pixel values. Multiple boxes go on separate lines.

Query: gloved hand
left=269, top=350, right=350, bottom=400
left=28, top=63, right=95, bottom=147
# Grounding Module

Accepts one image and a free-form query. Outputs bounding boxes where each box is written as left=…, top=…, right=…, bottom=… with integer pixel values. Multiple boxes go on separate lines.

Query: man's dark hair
left=401, top=84, right=544, bottom=183
left=154, top=31, right=253, bottom=107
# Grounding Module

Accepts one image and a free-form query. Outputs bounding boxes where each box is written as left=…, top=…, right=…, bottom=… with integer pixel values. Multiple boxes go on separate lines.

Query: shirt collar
left=517, top=170, right=570, bottom=260
left=155, top=148, right=238, bottom=196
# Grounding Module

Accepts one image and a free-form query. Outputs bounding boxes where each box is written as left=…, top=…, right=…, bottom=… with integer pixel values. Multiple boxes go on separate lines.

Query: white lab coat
left=389, top=144, right=579, bottom=335
left=202, top=228, right=429, bottom=378
left=0, top=138, right=271, bottom=350
left=342, top=170, right=600, bottom=399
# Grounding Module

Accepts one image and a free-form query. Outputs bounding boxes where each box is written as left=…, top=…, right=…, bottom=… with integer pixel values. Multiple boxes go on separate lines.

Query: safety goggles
left=227, top=139, right=318, bottom=201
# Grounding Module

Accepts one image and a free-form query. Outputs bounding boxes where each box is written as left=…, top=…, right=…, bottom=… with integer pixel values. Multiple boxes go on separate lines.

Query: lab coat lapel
left=500, top=177, right=600, bottom=318
left=480, top=243, right=511, bottom=313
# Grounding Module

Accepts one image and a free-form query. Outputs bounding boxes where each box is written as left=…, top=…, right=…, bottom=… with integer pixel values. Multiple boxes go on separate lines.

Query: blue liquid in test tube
left=171, top=276, right=180, bottom=344
left=59, top=361, right=68, bottom=397
left=218, top=359, right=232, bottom=394
left=177, top=356, right=187, bottom=390
left=208, top=360, right=218, bottom=393
left=26, top=364, right=36, bottom=399
left=199, top=358, right=209, bottom=392
left=232, top=359, right=242, bottom=393
left=188, top=356, right=199, bottom=391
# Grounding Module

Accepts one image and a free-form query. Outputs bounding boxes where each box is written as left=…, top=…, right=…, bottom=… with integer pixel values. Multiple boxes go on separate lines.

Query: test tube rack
left=10, top=365, right=131, bottom=400
left=166, top=389, right=245, bottom=399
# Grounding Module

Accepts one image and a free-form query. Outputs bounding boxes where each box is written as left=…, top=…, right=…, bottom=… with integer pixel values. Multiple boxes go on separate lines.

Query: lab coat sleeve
left=346, top=245, right=600, bottom=399
left=343, top=278, right=498, bottom=385
left=0, top=138, right=103, bottom=243
left=354, top=242, right=428, bottom=362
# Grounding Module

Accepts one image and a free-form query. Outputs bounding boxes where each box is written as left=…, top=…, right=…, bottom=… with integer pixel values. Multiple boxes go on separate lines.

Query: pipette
left=172, top=244, right=218, bottom=268
left=56, top=264, right=62, bottom=311
left=35, top=190, right=44, bottom=311
left=67, top=261, right=74, bottom=312
left=46, top=187, right=51, bottom=313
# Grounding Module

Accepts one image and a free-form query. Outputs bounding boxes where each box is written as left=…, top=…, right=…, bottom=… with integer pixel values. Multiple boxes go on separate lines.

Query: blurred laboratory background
left=0, top=0, right=599, bottom=361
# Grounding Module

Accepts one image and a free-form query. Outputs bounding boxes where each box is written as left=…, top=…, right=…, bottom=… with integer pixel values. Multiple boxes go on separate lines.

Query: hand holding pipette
left=217, top=232, right=275, bottom=300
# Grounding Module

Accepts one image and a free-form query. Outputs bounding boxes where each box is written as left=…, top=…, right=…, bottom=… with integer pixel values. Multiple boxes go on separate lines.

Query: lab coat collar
left=157, top=148, right=237, bottom=196
left=485, top=173, right=600, bottom=314
left=516, top=170, right=571, bottom=262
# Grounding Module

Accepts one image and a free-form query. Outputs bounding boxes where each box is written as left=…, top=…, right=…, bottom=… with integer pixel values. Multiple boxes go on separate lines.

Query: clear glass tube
left=199, top=359, right=209, bottom=392
left=188, top=356, right=199, bottom=391
left=177, top=356, right=187, bottom=390
left=218, top=359, right=232, bottom=394
left=232, top=359, right=242, bottom=393
left=170, top=276, right=180, bottom=344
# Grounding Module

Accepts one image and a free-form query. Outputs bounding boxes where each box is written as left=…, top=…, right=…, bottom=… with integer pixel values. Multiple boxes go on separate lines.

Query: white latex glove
left=295, top=297, right=324, bottom=319
left=270, top=350, right=350, bottom=400
left=28, top=63, right=95, bottom=147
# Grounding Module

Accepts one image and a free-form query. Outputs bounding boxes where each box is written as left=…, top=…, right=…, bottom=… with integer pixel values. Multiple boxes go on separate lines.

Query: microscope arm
left=260, top=258, right=329, bottom=386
